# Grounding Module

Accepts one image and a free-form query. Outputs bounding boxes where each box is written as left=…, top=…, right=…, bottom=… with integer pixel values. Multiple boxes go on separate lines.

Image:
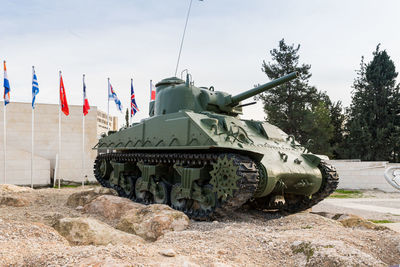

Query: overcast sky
left=1, top=0, right=400, bottom=125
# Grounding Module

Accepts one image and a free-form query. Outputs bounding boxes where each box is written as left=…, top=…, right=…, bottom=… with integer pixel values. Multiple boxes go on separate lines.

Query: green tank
left=93, top=71, right=339, bottom=220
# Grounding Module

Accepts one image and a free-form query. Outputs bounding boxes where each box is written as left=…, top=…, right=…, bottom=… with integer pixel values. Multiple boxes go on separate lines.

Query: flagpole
left=107, top=78, right=110, bottom=131
left=82, top=74, right=85, bottom=187
left=3, top=103, right=6, bottom=184
left=58, top=71, right=61, bottom=189
left=31, top=66, right=35, bottom=188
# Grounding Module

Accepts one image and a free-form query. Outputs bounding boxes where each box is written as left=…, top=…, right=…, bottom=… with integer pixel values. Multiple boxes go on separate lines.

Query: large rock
left=117, top=204, right=189, bottom=241
left=0, top=184, right=33, bottom=193
left=0, top=195, right=31, bottom=207
left=66, top=187, right=117, bottom=208
left=83, top=195, right=143, bottom=221
left=53, top=217, right=144, bottom=246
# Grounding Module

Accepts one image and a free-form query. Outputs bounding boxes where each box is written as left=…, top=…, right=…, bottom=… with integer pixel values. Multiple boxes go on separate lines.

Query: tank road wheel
left=119, top=175, right=136, bottom=199
left=196, top=185, right=217, bottom=218
left=170, top=183, right=187, bottom=211
left=280, top=160, right=339, bottom=213
left=94, top=157, right=112, bottom=187
left=135, top=177, right=153, bottom=204
left=153, top=181, right=169, bottom=204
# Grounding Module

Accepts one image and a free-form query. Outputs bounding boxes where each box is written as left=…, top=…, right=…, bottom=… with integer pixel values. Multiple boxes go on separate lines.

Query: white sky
left=1, top=0, right=400, bottom=126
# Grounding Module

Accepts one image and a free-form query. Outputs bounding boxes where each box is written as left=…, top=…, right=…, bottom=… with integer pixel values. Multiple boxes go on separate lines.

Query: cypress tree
left=345, top=45, right=400, bottom=162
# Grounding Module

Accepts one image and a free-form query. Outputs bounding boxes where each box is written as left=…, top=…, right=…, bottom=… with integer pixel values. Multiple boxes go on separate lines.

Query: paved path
left=313, top=193, right=400, bottom=228
left=321, top=198, right=400, bottom=215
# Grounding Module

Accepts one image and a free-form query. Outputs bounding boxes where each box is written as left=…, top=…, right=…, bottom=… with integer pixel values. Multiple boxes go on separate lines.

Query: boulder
left=117, top=204, right=189, bottom=241
left=83, top=195, right=143, bottom=221
left=53, top=217, right=144, bottom=246
left=0, top=184, right=33, bottom=193
left=66, top=187, right=117, bottom=208
left=0, top=195, right=31, bottom=207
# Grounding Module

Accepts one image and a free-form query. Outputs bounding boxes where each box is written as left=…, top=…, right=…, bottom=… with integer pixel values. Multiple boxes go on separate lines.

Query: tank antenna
left=174, top=0, right=200, bottom=77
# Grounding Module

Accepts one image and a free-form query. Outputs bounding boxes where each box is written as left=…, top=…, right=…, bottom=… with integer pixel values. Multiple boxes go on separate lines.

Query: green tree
left=301, top=101, right=334, bottom=156
left=259, top=39, right=336, bottom=155
left=345, top=45, right=400, bottom=162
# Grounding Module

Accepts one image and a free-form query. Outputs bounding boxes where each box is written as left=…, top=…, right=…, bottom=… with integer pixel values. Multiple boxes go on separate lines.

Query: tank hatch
left=155, top=77, right=185, bottom=87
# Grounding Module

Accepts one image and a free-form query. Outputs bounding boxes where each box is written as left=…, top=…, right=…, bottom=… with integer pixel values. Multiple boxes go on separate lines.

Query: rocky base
left=0, top=185, right=399, bottom=266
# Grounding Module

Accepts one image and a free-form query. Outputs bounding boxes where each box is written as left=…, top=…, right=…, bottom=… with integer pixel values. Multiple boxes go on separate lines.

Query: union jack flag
left=131, top=79, right=139, bottom=117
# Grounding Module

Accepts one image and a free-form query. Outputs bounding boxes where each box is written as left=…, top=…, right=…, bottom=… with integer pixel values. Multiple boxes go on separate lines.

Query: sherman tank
left=93, top=71, right=339, bottom=220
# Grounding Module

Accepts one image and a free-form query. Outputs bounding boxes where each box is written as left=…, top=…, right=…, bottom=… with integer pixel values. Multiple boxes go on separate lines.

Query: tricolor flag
left=108, top=81, right=123, bottom=113
left=59, top=72, right=69, bottom=116
left=3, top=61, right=10, bottom=106
left=83, top=75, right=90, bottom=116
left=150, top=80, right=156, bottom=101
left=130, top=79, right=139, bottom=117
left=32, top=67, right=39, bottom=109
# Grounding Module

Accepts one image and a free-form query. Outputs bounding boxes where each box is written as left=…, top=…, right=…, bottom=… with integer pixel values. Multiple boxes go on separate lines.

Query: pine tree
left=345, top=45, right=400, bottom=162
left=259, top=39, right=335, bottom=155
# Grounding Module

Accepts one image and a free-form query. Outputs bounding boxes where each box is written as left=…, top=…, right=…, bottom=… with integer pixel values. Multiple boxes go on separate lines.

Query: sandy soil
left=0, top=186, right=399, bottom=266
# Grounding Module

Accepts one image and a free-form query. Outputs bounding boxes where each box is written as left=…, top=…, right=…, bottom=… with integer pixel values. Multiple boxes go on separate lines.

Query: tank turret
left=153, top=72, right=298, bottom=116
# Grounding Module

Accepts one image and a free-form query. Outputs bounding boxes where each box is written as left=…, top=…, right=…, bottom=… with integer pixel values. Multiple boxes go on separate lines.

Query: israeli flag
left=32, top=67, right=39, bottom=109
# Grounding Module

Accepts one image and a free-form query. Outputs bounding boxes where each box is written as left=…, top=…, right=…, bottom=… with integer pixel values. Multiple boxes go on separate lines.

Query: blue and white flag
left=32, top=67, right=39, bottom=109
left=3, top=61, right=10, bottom=106
left=108, top=81, right=123, bottom=113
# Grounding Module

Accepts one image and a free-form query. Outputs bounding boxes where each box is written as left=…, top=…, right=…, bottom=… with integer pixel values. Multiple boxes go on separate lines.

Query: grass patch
left=329, top=189, right=363, bottom=198
left=368, top=219, right=394, bottom=224
left=291, top=242, right=314, bottom=261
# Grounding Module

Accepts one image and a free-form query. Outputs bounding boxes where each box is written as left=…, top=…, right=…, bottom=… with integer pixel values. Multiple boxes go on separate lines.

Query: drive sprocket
left=209, top=155, right=241, bottom=201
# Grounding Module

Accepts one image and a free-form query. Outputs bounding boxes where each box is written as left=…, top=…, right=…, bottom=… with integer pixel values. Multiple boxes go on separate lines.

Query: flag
left=83, top=75, right=90, bottom=116
left=130, top=79, right=139, bottom=117
left=3, top=61, right=10, bottom=106
left=32, top=67, right=39, bottom=109
left=59, top=73, right=69, bottom=116
left=150, top=80, right=156, bottom=101
left=108, top=81, right=123, bottom=112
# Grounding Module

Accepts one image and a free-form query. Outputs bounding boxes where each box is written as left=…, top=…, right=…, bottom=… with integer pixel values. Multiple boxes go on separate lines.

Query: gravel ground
left=0, top=186, right=399, bottom=266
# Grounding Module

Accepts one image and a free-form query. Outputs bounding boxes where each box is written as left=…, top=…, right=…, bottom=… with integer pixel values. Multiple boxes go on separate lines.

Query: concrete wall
left=328, top=160, right=400, bottom=192
left=0, top=102, right=98, bottom=185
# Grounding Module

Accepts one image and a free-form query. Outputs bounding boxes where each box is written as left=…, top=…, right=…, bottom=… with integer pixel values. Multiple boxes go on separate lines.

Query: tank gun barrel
left=228, top=71, right=298, bottom=106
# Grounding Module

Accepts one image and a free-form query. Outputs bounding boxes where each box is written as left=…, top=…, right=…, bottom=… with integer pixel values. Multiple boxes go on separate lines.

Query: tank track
left=93, top=152, right=259, bottom=220
left=250, top=160, right=339, bottom=213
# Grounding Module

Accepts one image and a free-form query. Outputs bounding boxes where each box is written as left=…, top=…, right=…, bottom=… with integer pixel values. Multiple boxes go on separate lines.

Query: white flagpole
left=58, top=71, right=61, bottom=189
left=150, top=80, right=152, bottom=99
left=107, top=78, right=110, bottom=131
left=31, top=66, right=35, bottom=189
left=82, top=74, right=85, bottom=187
left=3, top=103, right=6, bottom=184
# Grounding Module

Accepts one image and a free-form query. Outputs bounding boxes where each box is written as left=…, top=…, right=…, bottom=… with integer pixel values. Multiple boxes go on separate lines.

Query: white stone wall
left=0, top=102, right=98, bottom=185
left=328, top=160, right=400, bottom=192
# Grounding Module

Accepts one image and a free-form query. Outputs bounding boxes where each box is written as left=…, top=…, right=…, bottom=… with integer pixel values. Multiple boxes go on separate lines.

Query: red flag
left=59, top=74, right=69, bottom=116
left=83, top=75, right=90, bottom=116
left=150, top=80, right=156, bottom=101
